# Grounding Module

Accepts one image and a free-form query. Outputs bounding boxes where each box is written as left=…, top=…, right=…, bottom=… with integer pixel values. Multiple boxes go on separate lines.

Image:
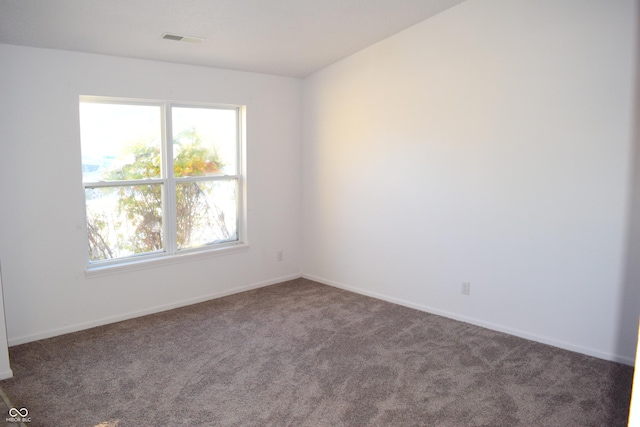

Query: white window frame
left=80, top=96, right=248, bottom=276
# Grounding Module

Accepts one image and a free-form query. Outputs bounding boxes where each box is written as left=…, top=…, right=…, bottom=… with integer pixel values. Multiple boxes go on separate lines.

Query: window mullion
left=84, top=178, right=165, bottom=189
left=173, top=175, right=239, bottom=184
left=163, top=103, right=177, bottom=256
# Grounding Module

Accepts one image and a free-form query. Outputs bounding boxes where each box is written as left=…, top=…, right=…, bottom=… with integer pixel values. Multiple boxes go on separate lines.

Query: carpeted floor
left=0, top=278, right=633, bottom=426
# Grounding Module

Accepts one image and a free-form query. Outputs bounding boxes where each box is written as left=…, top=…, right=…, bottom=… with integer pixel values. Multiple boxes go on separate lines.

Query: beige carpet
left=0, top=278, right=633, bottom=426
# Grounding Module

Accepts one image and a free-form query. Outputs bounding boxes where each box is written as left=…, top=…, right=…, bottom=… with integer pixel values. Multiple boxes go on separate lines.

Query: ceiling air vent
left=161, top=33, right=204, bottom=43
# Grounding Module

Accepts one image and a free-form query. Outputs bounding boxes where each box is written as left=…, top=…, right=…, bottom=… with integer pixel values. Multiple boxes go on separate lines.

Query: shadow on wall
left=617, top=4, right=640, bottom=366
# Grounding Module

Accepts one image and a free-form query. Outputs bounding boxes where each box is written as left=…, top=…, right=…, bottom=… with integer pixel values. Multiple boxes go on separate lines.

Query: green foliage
left=87, top=128, right=227, bottom=260
left=174, top=128, right=223, bottom=177
left=108, top=143, right=161, bottom=181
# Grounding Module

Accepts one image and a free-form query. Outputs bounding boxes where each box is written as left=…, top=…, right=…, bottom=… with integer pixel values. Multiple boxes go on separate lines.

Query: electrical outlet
left=277, top=250, right=284, bottom=262
left=461, top=282, right=471, bottom=295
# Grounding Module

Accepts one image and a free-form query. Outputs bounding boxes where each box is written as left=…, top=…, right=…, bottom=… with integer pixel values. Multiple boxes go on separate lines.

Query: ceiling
left=0, top=0, right=466, bottom=78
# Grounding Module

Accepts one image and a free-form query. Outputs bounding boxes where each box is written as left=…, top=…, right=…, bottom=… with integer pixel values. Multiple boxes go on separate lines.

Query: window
left=79, top=97, right=245, bottom=269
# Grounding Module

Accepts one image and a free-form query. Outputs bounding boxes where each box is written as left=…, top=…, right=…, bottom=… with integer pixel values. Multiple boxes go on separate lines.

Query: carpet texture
left=0, top=278, right=633, bottom=426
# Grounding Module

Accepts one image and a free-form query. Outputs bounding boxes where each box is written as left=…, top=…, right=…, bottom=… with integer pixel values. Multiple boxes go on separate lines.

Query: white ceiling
left=0, top=0, right=466, bottom=78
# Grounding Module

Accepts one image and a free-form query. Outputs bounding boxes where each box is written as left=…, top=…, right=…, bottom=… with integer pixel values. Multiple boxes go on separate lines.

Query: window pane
left=176, top=180, right=238, bottom=249
left=80, top=102, right=162, bottom=182
left=86, top=185, right=164, bottom=261
left=172, top=107, right=237, bottom=177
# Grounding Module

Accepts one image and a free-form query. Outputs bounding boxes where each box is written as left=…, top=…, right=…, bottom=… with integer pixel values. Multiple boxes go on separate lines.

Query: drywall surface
left=302, top=0, right=639, bottom=363
left=0, top=44, right=302, bottom=344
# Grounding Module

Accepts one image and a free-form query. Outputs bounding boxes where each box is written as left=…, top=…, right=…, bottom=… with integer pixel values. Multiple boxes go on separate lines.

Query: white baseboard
left=302, top=273, right=634, bottom=366
left=9, top=273, right=302, bottom=347
left=12, top=272, right=632, bottom=366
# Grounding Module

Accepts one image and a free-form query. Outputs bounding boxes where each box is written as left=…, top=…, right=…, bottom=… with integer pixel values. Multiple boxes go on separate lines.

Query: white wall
left=302, top=0, right=639, bottom=363
left=0, top=44, right=302, bottom=345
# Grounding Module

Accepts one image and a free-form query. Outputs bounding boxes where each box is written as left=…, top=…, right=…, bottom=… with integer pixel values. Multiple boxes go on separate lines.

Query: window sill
left=85, top=242, right=249, bottom=278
